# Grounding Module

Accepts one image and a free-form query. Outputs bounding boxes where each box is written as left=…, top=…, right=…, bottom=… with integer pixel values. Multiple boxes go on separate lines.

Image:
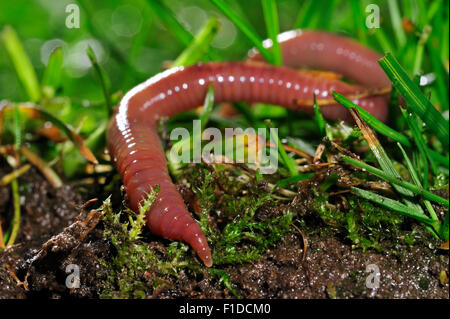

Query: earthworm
left=106, top=30, right=390, bottom=267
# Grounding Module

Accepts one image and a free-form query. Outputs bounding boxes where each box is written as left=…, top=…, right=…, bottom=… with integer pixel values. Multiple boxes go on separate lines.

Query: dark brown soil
left=0, top=165, right=448, bottom=299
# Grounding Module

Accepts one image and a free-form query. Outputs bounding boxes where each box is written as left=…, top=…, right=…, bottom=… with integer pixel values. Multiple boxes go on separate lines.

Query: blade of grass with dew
left=345, top=105, right=415, bottom=200
left=341, top=155, right=449, bottom=207
left=332, top=91, right=411, bottom=146
left=41, top=47, right=63, bottom=98
left=262, top=0, right=282, bottom=66
left=351, top=187, right=438, bottom=227
left=387, top=0, right=407, bottom=49
left=0, top=26, right=41, bottom=102
left=378, top=53, right=449, bottom=149
left=87, top=46, right=113, bottom=117
left=403, top=110, right=438, bottom=183
left=209, top=0, right=274, bottom=63
left=398, top=142, right=439, bottom=222
left=172, top=17, right=220, bottom=68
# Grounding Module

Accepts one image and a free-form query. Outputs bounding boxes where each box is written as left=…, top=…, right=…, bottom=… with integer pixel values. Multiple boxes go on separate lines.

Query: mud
left=0, top=164, right=448, bottom=299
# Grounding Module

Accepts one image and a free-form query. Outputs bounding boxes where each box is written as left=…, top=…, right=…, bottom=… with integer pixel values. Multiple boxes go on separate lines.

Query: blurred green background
left=1, top=0, right=446, bottom=101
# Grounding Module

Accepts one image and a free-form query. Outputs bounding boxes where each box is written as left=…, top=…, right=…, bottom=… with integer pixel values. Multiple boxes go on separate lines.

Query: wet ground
left=0, top=166, right=448, bottom=299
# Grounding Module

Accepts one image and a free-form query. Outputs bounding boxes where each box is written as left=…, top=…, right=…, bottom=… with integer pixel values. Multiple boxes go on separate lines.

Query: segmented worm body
left=107, top=30, right=390, bottom=267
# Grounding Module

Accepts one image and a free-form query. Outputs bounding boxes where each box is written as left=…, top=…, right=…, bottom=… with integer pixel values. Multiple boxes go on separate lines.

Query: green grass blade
left=403, top=110, right=438, bottom=180
left=350, top=0, right=368, bottom=44
left=313, top=94, right=326, bottom=137
left=378, top=53, right=449, bottom=149
left=146, top=0, right=221, bottom=61
left=13, top=104, right=22, bottom=150
left=5, top=179, right=21, bottom=247
left=42, top=46, right=63, bottom=97
left=293, top=0, right=318, bottom=29
left=0, top=26, right=41, bottom=102
left=86, top=46, right=113, bottom=117
left=146, top=0, right=193, bottom=47
left=262, top=0, right=282, bottom=65
left=265, top=120, right=298, bottom=177
left=412, top=25, right=432, bottom=75
left=210, top=0, right=274, bottom=63
left=398, top=142, right=439, bottom=222
left=387, top=0, right=407, bottom=48
left=351, top=187, right=437, bottom=226
left=200, top=85, right=215, bottom=131
left=342, top=155, right=449, bottom=207
left=332, top=91, right=411, bottom=147
left=172, top=17, right=220, bottom=67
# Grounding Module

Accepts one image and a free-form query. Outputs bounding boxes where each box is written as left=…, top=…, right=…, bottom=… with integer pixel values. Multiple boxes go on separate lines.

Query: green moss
left=99, top=191, right=160, bottom=299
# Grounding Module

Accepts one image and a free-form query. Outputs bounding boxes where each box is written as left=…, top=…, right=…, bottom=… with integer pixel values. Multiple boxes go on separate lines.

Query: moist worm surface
left=107, top=30, right=391, bottom=267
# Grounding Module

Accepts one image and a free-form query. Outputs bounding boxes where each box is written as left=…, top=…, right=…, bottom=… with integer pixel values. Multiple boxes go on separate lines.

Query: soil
left=0, top=164, right=448, bottom=299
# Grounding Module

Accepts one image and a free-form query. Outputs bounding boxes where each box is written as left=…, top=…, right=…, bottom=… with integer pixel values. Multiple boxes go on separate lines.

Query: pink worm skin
left=106, top=30, right=390, bottom=267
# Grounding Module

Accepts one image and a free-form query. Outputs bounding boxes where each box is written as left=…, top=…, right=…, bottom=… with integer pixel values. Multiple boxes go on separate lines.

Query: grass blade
left=20, top=105, right=98, bottom=164
left=146, top=0, right=221, bottom=61
left=172, top=17, right=220, bottom=68
left=200, top=85, right=215, bottom=131
left=332, top=91, right=411, bottom=147
left=313, top=95, right=326, bottom=137
left=346, top=106, right=414, bottom=198
left=262, top=0, right=282, bottom=65
left=342, top=155, right=449, bottom=207
left=5, top=179, right=21, bottom=247
left=86, top=46, right=113, bottom=117
left=403, top=110, right=438, bottom=181
left=398, top=142, right=439, bottom=222
left=378, top=53, right=449, bottom=149
left=42, top=46, right=63, bottom=97
left=412, top=25, right=432, bottom=75
left=0, top=26, right=41, bottom=102
left=20, top=146, right=63, bottom=188
left=210, top=0, right=273, bottom=63
left=387, top=0, right=407, bottom=48
left=265, top=120, right=298, bottom=177
left=351, top=187, right=437, bottom=226
left=293, top=0, right=318, bottom=29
